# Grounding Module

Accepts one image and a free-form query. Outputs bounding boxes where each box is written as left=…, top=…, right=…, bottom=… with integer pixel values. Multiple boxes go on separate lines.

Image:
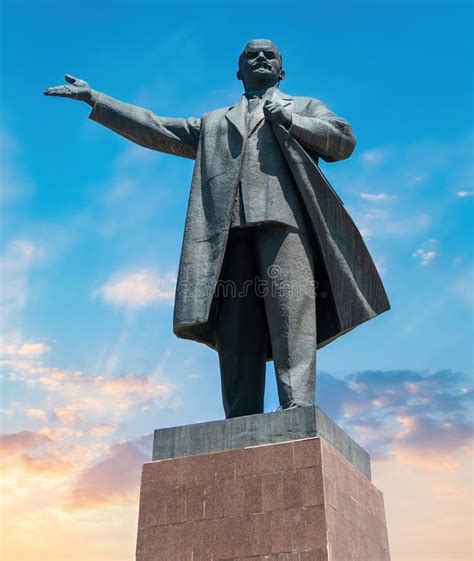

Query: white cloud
left=456, top=191, right=473, bottom=198
left=412, top=248, right=438, bottom=267
left=360, top=192, right=396, bottom=201
left=0, top=240, right=43, bottom=326
left=359, top=148, right=388, bottom=165
left=93, top=268, right=176, bottom=310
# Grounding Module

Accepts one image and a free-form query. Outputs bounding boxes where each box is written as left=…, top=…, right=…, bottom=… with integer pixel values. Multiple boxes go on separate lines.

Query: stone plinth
left=153, top=406, right=371, bottom=479
left=137, top=415, right=391, bottom=561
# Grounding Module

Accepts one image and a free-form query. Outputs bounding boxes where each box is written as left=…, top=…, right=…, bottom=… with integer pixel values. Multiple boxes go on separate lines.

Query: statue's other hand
left=44, top=74, right=94, bottom=105
left=263, top=99, right=292, bottom=129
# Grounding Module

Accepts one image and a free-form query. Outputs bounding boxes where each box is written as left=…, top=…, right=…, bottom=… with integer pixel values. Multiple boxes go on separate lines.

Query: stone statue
left=44, top=39, right=390, bottom=419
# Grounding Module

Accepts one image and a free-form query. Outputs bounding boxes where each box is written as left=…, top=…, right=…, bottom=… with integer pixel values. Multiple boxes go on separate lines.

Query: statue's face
left=237, top=39, right=284, bottom=89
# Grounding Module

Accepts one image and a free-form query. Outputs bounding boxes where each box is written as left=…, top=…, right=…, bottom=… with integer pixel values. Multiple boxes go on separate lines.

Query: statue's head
left=237, top=39, right=285, bottom=91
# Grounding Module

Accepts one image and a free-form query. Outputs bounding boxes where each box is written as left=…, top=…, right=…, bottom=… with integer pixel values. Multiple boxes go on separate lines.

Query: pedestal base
left=137, top=424, right=390, bottom=560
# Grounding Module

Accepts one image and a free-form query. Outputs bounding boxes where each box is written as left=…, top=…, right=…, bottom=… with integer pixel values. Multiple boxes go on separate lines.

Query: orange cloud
left=15, top=452, right=72, bottom=475
left=2, top=341, right=51, bottom=357
left=26, top=408, right=47, bottom=420
left=0, top=430, right=72, bottom=475
left=2, top=359, right=175, bottom=434
left=90, top=424, right=116, bottom=436
left=0, top=430, right=52, bottom=454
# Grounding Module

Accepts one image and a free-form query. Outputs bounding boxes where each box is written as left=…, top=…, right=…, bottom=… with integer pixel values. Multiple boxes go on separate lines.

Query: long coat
left=90, top=89, right=390, bottom=354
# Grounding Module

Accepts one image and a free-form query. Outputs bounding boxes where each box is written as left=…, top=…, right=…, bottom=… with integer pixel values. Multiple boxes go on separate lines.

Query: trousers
left=215, top=224, right=317, bottom=418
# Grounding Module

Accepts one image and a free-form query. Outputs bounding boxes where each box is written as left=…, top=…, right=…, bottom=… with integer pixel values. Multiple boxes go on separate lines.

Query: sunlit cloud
left=66, top=435, right=152, bottom=510
left=1, top=343, right=176, bottom=467
left=26, top=408, right=48, bottom=421
left=0, top=430, right=52, bottom=454
left=90, top=424, right=116, bottom=437
left=457, top=190, right=473, bottom=198
left=0, top=430, right=72, bottom=475
left=2, top=341, right=51, bottom=357
left=7, top=364, right=175, bottom=432
left=392, top=415, right=472, bottom=469
left=317, top=369, right=473, bottom=466
left=1, top=367, right=472, bottom=561
left=93, top=268, right=176, bottom=310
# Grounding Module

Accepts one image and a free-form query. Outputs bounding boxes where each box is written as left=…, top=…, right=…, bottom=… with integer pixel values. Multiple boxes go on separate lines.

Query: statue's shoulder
left=283, top=93, right=325, bottom=107
left=202, top=106, right=231, bottom=121
left=275, top=91, right=328, bottom=113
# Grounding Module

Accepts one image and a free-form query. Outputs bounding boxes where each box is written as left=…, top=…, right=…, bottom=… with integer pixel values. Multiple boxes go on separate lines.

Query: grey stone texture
left=44, top=39, right=390, bottom=418
left=153, top=406, right=371, bottom=480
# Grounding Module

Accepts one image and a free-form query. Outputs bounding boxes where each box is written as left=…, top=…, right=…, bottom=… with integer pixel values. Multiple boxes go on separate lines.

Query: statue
left=44, top=39, right=390, bottom=419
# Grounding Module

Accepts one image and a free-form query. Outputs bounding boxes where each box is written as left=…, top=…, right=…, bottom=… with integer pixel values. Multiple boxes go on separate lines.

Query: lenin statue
left=45, top=39, right=390, bottom=419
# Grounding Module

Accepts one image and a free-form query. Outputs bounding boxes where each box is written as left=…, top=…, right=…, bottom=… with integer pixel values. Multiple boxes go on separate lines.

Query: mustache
left=251, top=60, right=272, bottom=70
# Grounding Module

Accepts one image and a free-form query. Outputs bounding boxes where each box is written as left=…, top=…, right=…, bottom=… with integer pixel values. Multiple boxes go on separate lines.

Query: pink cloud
left=391, top=415, right=473, bottom=468
left=66, top=435, right=152, bottom=510
left=0, top=430, right=52, bottom=454
left=0, top=430, right=71, bottom=474
left=16, top=452, right=71, bottom=474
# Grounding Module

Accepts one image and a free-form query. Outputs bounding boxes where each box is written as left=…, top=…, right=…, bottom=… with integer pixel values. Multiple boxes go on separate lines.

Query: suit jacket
left=229, top=90, right=306, bottom=231
left=90, top=89, right=390, bottom=353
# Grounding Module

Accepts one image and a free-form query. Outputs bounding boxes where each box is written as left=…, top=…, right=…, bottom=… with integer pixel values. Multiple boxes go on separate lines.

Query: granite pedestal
left=136, top=407, right=391, bottom=561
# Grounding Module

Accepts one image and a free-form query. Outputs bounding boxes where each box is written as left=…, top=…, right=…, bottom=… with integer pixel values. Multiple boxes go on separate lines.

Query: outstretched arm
left=44, top=75, right=201, bottom=160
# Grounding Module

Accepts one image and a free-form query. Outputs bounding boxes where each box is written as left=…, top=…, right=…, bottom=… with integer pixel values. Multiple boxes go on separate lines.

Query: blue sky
left=0, top=1, right=473, bottom=560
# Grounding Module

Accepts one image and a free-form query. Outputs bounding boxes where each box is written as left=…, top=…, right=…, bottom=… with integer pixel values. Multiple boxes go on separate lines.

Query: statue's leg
left=216, top=227, right=268, bottom=418
left=255, top=225, right=317, bottom=409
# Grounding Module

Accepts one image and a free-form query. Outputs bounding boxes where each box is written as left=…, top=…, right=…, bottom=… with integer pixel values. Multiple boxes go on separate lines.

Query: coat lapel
left=225, top=89, right=294, bottom=140
left=225, top=95, right=248, bottom=139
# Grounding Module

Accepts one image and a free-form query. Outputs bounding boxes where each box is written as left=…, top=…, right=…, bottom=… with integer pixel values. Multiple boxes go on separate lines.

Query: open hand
left=44, top=74, right=95, bottom=106
left=263, top=99, right=292, bottom=128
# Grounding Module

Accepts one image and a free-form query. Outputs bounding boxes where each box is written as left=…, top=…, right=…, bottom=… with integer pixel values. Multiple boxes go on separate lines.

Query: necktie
left=248, top=96, right=262, bottom=112
left=247, top=97, right=265, bottom=134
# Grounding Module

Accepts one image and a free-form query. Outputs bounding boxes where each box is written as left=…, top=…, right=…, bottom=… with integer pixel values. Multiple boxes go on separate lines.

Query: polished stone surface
left=137, top=437, right=390, bottom=561
left=153, top=406, right=371, bottom=479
